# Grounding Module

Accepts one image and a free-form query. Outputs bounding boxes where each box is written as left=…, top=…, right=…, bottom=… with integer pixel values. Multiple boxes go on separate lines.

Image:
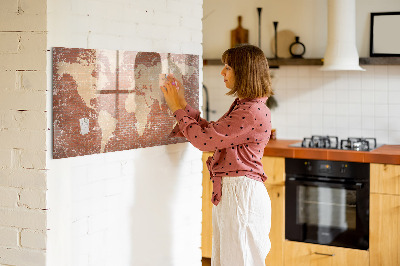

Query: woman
left=161, top=44, right=273, bottom=266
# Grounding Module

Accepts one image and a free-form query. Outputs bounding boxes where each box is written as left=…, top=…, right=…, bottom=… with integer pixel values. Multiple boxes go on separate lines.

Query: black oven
left=285, top=158, right=369, bottom=250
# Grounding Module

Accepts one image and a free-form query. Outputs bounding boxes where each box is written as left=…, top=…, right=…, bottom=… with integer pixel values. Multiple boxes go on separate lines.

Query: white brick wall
left=46, top=1, right=203, bottom=266
left=0, top=0, right=48, bottom=265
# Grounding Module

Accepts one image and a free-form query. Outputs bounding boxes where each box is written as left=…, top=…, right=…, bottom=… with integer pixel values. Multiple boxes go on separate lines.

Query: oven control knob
left=340, top=164, right=347, bottom=174
left=304, top=161, right=312, bottom=171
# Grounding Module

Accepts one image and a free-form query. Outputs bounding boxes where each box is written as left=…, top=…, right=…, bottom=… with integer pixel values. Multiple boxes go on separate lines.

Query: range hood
left=320, top=0, right=365, bottom=71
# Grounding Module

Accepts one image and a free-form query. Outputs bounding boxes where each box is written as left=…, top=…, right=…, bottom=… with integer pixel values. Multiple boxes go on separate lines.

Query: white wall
left=0, top=0, right=48, bottom=265
left=46, top=0, right=203, bottom=266
left=204, top=64, right=400, bottom=145
left=203, top=0, right=400, bottom=58
left=203, top=0, right=400, bottom=145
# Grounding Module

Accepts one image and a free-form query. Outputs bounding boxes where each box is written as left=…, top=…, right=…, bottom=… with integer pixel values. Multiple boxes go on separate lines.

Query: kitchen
left=1, top=0, right=399, bottom=265
left=202, top=0, right=400, bottom=265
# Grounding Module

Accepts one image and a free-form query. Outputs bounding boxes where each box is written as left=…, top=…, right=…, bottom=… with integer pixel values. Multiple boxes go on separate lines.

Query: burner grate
left=340, top=137, right=377, bottom=151
left=296, top=136, right=378, bottom=151
left=301, top=135, right=339, bottom=149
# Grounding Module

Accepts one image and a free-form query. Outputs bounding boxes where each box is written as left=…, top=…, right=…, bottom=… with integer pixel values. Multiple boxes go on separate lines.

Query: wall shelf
left=359, top=57, right=400, bottom=65
left=203, top=57, right=400, bottom=67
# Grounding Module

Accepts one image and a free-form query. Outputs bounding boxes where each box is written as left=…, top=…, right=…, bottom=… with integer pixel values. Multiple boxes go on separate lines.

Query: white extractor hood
left=320, top=0, right=365, bottom=71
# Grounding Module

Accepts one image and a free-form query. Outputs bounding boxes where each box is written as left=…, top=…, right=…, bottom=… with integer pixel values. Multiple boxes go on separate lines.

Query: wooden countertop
left=263, top=139, right=400, bottom=165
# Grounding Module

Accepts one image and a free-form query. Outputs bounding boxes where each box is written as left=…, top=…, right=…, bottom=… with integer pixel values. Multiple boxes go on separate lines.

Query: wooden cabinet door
left=284, top=241, right=369, bottom=266
left=262, top=156, right=285, bottom=186
left=370, top=193, right=400, bottom=266
left=264, top=184, right=284, bottom=266
left=370, top=163, right=400, bottom=195
left=201, top=152, right=213, bottom=258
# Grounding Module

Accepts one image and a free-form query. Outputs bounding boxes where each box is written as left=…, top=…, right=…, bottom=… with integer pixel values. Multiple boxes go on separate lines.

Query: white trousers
left=212, top=176, right=271, bottom=266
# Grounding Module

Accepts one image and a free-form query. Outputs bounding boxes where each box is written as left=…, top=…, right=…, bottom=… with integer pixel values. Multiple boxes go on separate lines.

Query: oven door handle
left=287, top=177, right=364, bottom=189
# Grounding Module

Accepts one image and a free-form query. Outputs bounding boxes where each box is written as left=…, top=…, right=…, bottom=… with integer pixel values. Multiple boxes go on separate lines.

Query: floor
left=202, top=257, right=211, bottom=266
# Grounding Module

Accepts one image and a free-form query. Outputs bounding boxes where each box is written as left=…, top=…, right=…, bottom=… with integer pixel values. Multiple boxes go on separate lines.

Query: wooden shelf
left=359, top=57, right=400, bottom=65
left=203, top=58, right=323, bottom=67
left=203, top=57, right=400, bottom=67
left=268, top=58, right=322, bottom=67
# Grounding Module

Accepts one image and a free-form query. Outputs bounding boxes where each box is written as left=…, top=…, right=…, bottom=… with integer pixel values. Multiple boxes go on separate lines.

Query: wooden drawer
left=284, top=241, right=369, bottom=266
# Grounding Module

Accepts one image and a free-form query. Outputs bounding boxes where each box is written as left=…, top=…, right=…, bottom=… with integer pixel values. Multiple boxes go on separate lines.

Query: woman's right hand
left=167, top=74, right=187, bottom=109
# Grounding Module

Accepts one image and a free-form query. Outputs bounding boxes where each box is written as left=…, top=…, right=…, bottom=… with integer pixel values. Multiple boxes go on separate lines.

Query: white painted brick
left=0, top=227, right=19, bottom=247
left=152, top=39, right=181, bottom=55
left=0, top=247, right=45, bottom=266
left=20, top=229, right=46, bottom=250
left=0, top=33, right=47, bottom=71
left=152, top=11, right=180, bottom=27
left=17, top=70, right=47, bottom=91
left=0, top=149, right=11, bottom=169
left=0, top=71, right=16, bottom=90
left=105, top=178, right=123, bottom=196
left=191, top=31, right=203, bottom=44
left=180, top=41, right=202, bottom=55
left=71, top=218, right=88, bottom=238
left=87, top=33, right=124, bottom=51
left=0, top=13, right=46, bottom=32
left=0, top=90, right=46, bottom=111
left=0, top=32, right=20, bottom=54
left=121, top=36, right=153, bottom=52
left=87, top=212, right=109, bottom=233
left=20, top=149, right=46, bottom=170
left=0, top=208, right=46, bottom=230
left=0, top=110, right=47, bottom=131
left=19, top=0, right=47, bottom=14
left=19, top=38, right=48, bottom=67
left=167, top=0, right=191, bottom=14
left=19, top=189, right=46, bottom=209
left=130, top=0, right=167, bottom=13
left=0, top=168, right=47, bottom=190
left=0, top=0, right=18, bottom=13
left=189, top=3, right=203, bottom=19
left=0, top=187, right=19, bottom=208
left=136, top=24, right=170, bottom=40
left=181, top=15, right=202, bottom=30
left=0, top=129, right=46, bottom=150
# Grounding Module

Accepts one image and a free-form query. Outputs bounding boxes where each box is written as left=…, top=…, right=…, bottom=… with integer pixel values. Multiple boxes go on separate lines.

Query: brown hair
left=221, top=44, right=273, bottom=99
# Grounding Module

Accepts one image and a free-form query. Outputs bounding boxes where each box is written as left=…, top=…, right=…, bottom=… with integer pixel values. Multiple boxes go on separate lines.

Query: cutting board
left=231, top=16, right=249, bottom=48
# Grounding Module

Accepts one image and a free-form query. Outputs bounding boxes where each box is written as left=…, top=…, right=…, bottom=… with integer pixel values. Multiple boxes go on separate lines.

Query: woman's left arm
left=172, top=106, right=265, bottom=152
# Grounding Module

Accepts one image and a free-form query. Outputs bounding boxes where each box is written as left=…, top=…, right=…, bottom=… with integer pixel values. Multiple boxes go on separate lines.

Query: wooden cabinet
left=370, top=163, right=400, bottom=266
left=264, top=184, right=284, bottom=266
left=261, top=156, right=285, bottom=266
left=201, top=152, right=213, bottom=258
left=370, top=163, right=400, bottom=195
left=261, top=156, right=285, bottom=186
left=284, top=241, right=369, bottom=266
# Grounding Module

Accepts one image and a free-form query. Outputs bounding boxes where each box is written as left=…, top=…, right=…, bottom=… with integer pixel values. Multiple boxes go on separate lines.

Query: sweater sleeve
left=169, top=104, right=211, bottom=137
left=172, top=106, right=257, bottom=152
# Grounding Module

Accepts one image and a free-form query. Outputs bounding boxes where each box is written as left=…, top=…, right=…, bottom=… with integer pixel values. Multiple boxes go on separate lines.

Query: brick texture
left=0, top=0, right=47, bottom=265
left=52, top=47, right=199, bottom=158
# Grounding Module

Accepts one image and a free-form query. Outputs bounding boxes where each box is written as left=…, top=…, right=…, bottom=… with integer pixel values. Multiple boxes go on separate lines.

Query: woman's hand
left=160, top=75, right=184, bottom=113
left=171, top=75, right=187, bottom=109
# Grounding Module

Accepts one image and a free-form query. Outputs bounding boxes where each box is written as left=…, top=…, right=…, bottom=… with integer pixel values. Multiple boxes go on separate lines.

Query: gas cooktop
left=289, top=135, right=382, bottom=151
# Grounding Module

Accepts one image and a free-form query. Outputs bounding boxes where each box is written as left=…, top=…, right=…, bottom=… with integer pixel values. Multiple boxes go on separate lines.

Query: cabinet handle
left=314, top=252, right=335, bottom=257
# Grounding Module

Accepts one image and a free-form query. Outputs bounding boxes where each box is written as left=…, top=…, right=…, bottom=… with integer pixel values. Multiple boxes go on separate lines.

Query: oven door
left=285, top=177, right=369, bottom=250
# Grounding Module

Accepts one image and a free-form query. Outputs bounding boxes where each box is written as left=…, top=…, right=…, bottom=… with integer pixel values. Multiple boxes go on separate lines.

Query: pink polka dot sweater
left=170, top=97, right=272, bottom=206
